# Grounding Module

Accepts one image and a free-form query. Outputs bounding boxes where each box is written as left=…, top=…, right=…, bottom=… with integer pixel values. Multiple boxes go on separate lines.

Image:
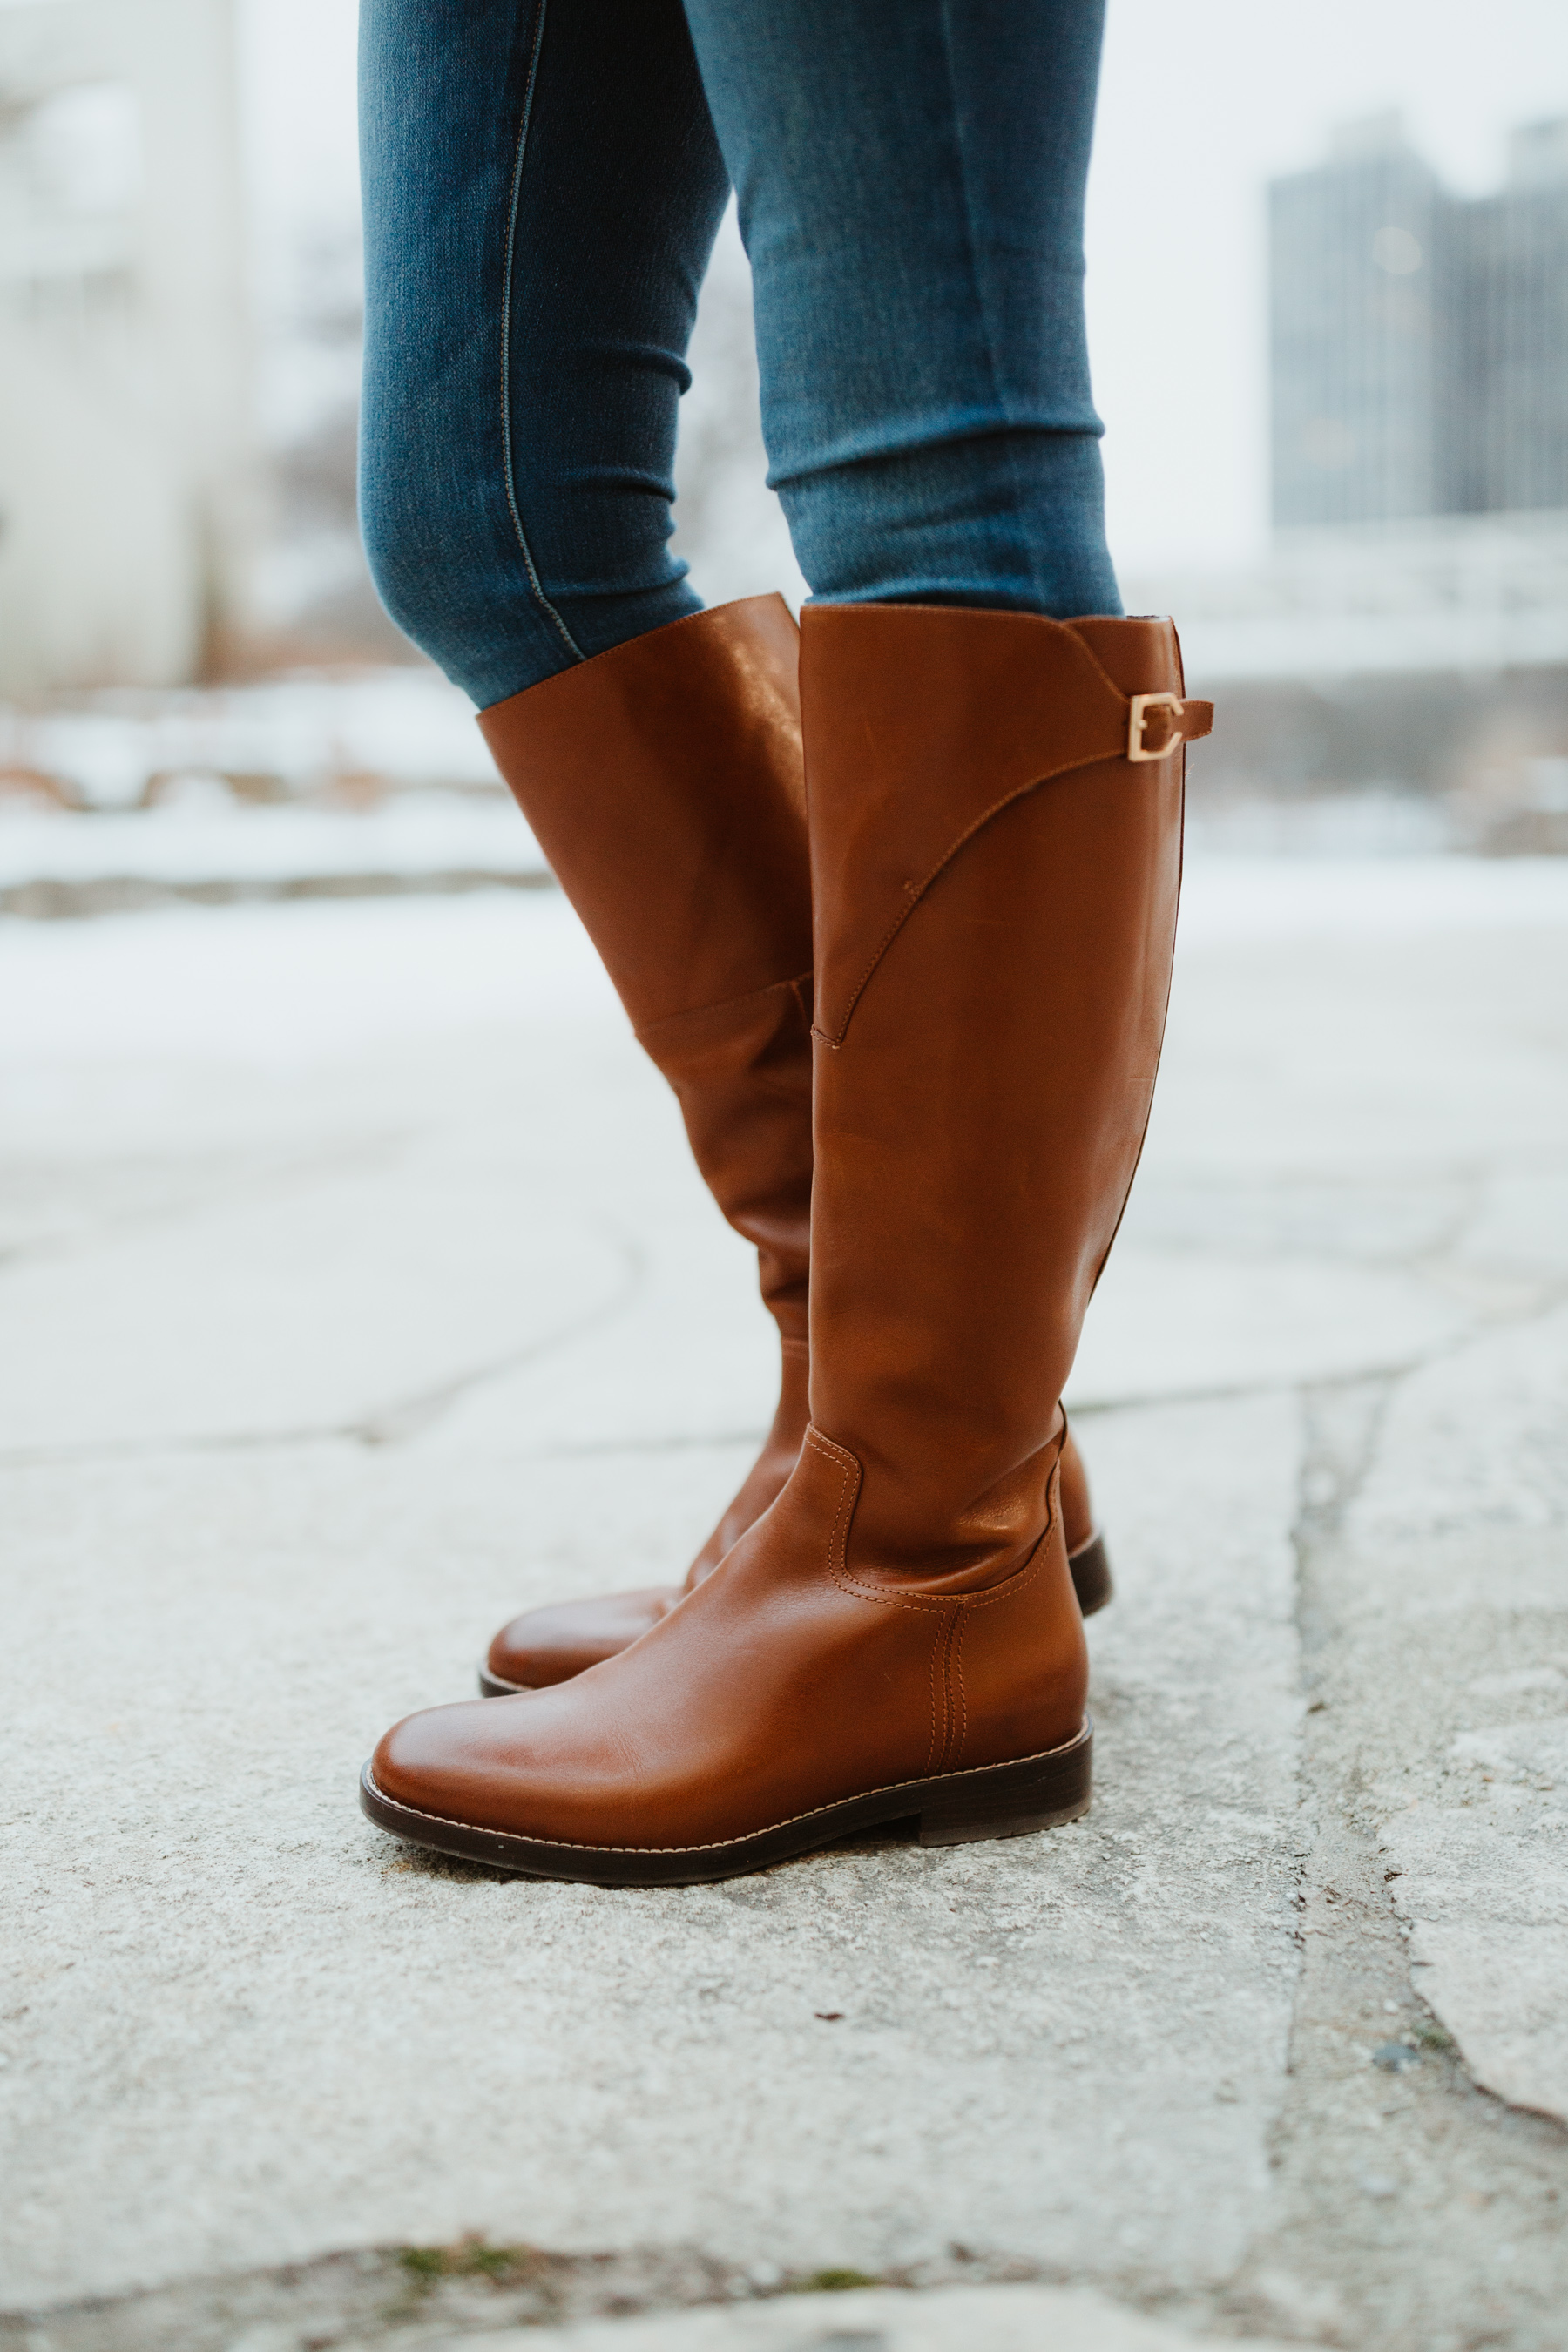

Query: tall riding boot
left=478, top=598, right=1111, bottom=1699
left=363, top=605, right=1209, bottom=1882
left=476, top=597, right=814, bottom=1667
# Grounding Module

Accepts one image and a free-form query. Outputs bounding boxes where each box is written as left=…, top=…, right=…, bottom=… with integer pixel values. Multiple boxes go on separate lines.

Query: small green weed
left=791, top=2267, right=881, bottom=2293
left=396, top=2235, right=537, bottom=2290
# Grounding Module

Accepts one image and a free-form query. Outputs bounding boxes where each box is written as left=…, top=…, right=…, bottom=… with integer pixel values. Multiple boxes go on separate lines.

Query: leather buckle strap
left=1126, top=691, right=1213, bottom=763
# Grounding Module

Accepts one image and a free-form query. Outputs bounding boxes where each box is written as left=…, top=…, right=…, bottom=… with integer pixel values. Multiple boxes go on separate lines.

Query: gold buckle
left=1127, top=692, right=1185, bottom=763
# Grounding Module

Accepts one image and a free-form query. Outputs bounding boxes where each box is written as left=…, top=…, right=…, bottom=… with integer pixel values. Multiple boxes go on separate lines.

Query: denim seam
left=934, top=0, right=1036, bottom=609
left=499, top=0, right=585, bottom=664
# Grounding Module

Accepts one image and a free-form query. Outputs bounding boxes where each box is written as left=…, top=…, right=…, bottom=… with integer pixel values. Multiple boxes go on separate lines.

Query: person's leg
left=460, top=0, right=1118, bottom=1700
left=680, top=0, right=1121, bottom=620
left=360, top=13, right=1222, bottom=1882
left=356, top=2, right=818, bottom=1637
left=357, top=0, right=729, bottom=706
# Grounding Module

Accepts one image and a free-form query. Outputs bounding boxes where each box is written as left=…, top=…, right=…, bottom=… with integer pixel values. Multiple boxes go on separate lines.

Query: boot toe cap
left=371, top=1698, right=535, bottom=1832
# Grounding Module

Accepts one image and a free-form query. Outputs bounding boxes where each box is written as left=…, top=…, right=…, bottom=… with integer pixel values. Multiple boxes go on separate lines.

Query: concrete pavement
left=3, top=859, right=1567, bottom=2351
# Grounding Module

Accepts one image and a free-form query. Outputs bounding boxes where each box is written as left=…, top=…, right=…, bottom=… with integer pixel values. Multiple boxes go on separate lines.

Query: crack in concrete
left=0, top=1354, right=1457, bottom=1474
left=0, top=1231, right=650, bottom=1473
left=0, top=865, right=558, bottom=924
left=1071, top=1263, right=1568, bottom=1423
left=0, top=1132, right=426, bottom=1274
left=349, top=1230, right=648, bottom=1448
left=1207, top=1369, right=1568, bottom=2351
left=0, top=1412, right=767, bottom=1474
left=7, top=1145, right=1561, bottom=1473
left=0, top=2240, right=1249, bottom=2352
left=7, top=1261, right=1564, bottom=1477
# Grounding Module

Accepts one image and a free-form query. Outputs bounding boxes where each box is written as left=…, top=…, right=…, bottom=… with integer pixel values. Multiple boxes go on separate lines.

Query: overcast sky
left=240, top=0, right=1568, bottom=577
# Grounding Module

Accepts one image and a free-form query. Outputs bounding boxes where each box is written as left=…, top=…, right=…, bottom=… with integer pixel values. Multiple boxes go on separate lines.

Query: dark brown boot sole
left=476, top=1532, right=1114, bottom=1699
left=359, top=1720, right=1092, bottom=1888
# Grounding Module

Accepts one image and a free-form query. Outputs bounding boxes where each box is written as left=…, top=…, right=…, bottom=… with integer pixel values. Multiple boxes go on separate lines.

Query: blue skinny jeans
left=358, top=0, right=1120, bottom=710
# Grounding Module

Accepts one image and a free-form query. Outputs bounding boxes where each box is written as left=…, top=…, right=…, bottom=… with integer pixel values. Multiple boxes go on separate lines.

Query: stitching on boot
left=939, top=1605, right=964, bottom=1773
left=924, top=1627, right=940, bottom=1777
left=806, top=622, right=1165, bottom=1051
left=928, top=1602, right=953, bottom=1778
left=636, top=970, right=814, bottom=1046
left=808, top=1432, right=958, bottom=1619
left=364, top=1722, right=1092, bottom=1856
left=804, top=1423, right=861, bottom=1572
left=803, top=1425, right=942, bottom=1772
left=949, top=1609, right=968, bottom=1770
left=953, top=1535, right=1047, bottom=1612
left=814, top=746, right=1127, bottom=1050
left=950, top=1463, right=1059, bottom=1619
left=806, top=1425, right=1052, bottom=1618
left=945, top=1511, right=1063, bottom=1774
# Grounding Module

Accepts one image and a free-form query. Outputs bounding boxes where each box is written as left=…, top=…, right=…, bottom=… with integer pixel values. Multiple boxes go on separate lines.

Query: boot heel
left=1068, top=1531, right=1114, bottom=1618
left=918, top=1721, right=1092, bottom=1848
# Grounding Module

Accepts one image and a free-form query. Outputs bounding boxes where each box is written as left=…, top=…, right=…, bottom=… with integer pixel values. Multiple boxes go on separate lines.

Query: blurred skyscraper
left=1126, top=112, right=1568, bottom=828
left=1270, top=113, right=1568, bottom=528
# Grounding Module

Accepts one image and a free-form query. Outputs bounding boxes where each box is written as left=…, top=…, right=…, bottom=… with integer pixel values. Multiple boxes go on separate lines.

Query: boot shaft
left=479, top=596, right=810, bottom=1031
left=801, top=602, right=1209, bottom=1584
left=479, top=597, right=814, bottom=1337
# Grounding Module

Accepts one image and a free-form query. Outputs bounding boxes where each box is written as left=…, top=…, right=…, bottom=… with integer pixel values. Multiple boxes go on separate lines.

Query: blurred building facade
left=1140, top=113, right=1568, bottom=835
left=0, top=0, right=256, bottom=697
left=1451, top=118, right=1568, bottom=516
left=1271, top=113, right=1568, bottom=529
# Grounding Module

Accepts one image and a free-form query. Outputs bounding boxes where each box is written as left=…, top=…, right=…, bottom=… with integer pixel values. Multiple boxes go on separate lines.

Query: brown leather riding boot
left=362, top=605, right=1210, bottom=1884
left=476, top=594, right=814, bottom=1632
left=478, top=598, right=1109, bottom=1700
